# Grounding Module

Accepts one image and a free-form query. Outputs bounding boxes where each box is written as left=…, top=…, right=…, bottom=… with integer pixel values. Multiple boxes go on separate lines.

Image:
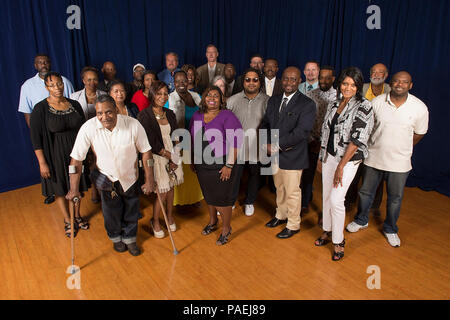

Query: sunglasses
left=245, top=77, right=259, bottom=83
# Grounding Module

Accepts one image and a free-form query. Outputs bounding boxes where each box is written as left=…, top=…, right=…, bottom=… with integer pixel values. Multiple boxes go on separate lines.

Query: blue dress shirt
left=18, top=73, right=74, bottom=113
left=157, top=68, right=180, bottom=93
left=298, top=81, right=318, bottom=95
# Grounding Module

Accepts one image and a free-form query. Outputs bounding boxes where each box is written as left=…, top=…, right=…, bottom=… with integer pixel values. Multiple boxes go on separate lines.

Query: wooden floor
left=0, top=175, right=449, bottom=300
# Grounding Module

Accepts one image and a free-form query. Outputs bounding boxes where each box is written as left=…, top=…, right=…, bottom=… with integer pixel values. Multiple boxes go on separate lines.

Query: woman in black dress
left=30, top=72, right=90, bottom=237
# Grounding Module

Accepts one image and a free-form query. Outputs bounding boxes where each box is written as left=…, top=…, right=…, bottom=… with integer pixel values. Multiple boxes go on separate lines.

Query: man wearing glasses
left=261, top=67, right=316, bottom=238
left=227, top=68, right=270, bottom=216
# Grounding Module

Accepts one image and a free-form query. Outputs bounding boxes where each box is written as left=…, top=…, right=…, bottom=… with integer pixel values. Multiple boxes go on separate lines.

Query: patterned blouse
left=306, top=87, right=337, bottom=142
left=319, top=96, right=374, bottom=162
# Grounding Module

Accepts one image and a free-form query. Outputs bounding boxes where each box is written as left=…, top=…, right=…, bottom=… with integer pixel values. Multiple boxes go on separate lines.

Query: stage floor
left=0, top=176, right=449, bottom=300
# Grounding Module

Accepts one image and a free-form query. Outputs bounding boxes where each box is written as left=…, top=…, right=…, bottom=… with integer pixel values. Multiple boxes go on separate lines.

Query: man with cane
left=66, top=95, right=156, bottom=256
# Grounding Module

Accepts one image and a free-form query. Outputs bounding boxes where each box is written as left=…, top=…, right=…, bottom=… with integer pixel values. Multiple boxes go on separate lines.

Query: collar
left=243, top=91, right=262, bottom=101
left=95, top=114, right=123, bottom=131
left=282, top=91, right=297, bottom=104
left=386, top=92, right=410, bottom=107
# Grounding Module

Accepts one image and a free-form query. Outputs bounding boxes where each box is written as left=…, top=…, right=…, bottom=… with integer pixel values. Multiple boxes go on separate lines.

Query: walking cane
left=155, top=188, right=179, bottom=255
left=70, top=196, right=80, bottom=274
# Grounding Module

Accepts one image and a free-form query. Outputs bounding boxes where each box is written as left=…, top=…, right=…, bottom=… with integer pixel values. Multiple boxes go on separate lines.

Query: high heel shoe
left=332, top=239, right=346, bottom=261
left=314, top=231, right=332, bottom=246
left=216, top=228, right=232, bottom=246
left=201, top=222, right=218, bottom=235
left=150, top=220, right=165, bottom=238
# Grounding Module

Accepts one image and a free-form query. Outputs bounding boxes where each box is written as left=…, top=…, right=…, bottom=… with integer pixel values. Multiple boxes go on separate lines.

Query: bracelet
left=225, top=163, right=234, bottom=169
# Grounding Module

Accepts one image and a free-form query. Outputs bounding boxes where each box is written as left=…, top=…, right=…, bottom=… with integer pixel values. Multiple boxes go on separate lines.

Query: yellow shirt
left=365, top=83, right=385, bottom=101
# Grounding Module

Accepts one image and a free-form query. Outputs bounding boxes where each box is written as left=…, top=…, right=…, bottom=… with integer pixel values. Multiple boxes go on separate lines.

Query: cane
left=70, top=196, right=80, bottom=274
left=155, top=188, right=179, bottom=255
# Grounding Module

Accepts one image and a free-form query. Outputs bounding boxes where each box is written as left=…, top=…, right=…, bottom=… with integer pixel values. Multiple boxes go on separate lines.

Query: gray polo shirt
left=227, top=91, right=269, bottom=162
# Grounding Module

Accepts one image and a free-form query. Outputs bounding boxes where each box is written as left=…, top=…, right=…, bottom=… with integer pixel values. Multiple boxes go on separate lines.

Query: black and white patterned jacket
left=319, top=97, right=374, bottom=162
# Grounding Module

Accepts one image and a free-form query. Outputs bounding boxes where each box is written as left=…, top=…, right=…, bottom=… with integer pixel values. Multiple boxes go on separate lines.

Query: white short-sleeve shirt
left=365, top=93, right=429, bottom=173
left=70, top=115, right=151, bottom=191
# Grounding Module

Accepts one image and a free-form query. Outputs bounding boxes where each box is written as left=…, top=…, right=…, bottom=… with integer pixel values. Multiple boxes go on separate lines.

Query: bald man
left=261, top=67, right=316, bottom=239
left=347, top=71, right=429, bottom=248
left=98, top=61, right=118, bottom=92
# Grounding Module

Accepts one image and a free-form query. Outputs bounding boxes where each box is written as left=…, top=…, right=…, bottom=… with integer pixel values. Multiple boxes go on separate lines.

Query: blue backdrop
left=1, top=0, right=449, bottom=196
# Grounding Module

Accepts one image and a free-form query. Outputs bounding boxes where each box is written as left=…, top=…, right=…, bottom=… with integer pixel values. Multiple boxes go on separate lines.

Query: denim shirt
left=319, top=96, right=374, bottom=162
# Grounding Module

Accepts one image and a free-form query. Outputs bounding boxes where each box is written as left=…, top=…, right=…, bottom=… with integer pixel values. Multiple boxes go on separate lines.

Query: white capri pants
left=322, top=153, right=360, bottom=244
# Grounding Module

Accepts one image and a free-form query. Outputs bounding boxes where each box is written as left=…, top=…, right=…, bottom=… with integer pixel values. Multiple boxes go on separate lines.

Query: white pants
left=322, top=153, right=360, bottom=244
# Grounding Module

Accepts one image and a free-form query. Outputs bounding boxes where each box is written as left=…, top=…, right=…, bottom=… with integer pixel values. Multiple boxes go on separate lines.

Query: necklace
left=154, top=109, right=166, bottom=120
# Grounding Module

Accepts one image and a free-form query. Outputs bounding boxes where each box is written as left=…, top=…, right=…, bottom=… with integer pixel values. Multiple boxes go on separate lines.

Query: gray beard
left=370, top=77, right=386, bottom=86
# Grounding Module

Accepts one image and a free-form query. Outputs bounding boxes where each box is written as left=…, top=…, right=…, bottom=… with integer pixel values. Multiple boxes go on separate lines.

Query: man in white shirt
left=298, top=61, right=320, bottom=94
left=346, top=71, right=429, bottom=247
left=66, top=95, right=156, bottom=256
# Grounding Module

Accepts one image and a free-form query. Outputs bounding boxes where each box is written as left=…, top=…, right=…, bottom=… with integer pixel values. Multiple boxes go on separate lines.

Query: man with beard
left=98, top=61, right=118, bottom=92
left=227, top=68, right=269, bottom=216
left=262, top=58, right=283, bottom=97
left=347, top=63, right=391, bottom=212
left=347, top=71, right=428, bottom=248
left=235, top=54, right=265, bottom=93
left=363, top=63, right=390, bottom=101
left=298, top=61, right=320, bottom=94
left=261, top=67, right=316, bottom=238
left=18, top=53, right=74, bottom=204
left=302, top=66, right=337, bottom=218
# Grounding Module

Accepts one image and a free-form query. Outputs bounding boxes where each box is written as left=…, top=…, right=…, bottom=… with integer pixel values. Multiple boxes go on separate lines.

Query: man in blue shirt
left=18, top=53, right=74, bottom=204
left=298, top=61, right=320, bottom=94
left=18, top=54, right=74, bottom=127
left=157, top=52, right=180, bottom=93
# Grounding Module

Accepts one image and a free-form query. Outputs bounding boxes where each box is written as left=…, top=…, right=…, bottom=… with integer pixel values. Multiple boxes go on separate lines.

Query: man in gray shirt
left=227, top=68, right=269, bottom=216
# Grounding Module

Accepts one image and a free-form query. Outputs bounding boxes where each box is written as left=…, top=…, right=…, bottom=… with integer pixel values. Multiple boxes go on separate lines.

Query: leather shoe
left=276, top=227, right=300, bottom=239
left=126, top=243, right=141, bottom=256
left=113, top=241, right=127, bottom=253
left=265, top=218, right=287, bottom=228
left=44, top=195, right=55, bottom=204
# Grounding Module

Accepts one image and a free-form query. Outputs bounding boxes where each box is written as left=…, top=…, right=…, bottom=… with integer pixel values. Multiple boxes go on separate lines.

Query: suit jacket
left=196, top=62, right=225, bottom=93
left=260, top=91, right=316, bottom=170
left=261, top=78, right=283, bottom=97
left=137, top=107, right=178, bottom=155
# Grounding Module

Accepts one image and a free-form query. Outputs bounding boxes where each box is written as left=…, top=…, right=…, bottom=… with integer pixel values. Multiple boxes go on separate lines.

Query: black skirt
left=195, top=162, right=240, bottom=207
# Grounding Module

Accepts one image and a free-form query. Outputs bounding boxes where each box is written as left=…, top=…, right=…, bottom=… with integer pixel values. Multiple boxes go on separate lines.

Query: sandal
left=216, top=228, right=232, bottom=246
left=75, top=216, right=90, bottom=230
left=332, top=239, right=346, bottom=261
left=314, top=231, right=332, bottom=246
left=201, top=222, right=218, bottom=235
left=64, top=220, right=78, bottom=238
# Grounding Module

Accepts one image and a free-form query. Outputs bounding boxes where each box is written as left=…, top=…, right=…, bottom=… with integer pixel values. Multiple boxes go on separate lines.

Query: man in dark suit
left=196, top=44, right=225, bottom=93
left=224, top=63, right=240, bottom=97
left=262, top=58, right=283, bottom=97
left=261, top=67, right=316, bottom=239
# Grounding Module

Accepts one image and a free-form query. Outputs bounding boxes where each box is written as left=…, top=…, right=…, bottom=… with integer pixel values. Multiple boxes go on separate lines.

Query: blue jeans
left=354, top=165, right=410, bottom=233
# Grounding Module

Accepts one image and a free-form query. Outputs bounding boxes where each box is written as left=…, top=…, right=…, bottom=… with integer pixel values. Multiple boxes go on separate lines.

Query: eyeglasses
left=245, top=77, right=259, bottom=83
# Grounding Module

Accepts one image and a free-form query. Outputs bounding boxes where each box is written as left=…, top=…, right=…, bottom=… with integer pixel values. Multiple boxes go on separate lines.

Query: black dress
left=30, top=99, right=89, bottom=197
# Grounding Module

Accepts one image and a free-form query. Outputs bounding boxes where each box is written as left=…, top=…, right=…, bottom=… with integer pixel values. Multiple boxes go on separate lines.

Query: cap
left=133, top=63, right=145, bottom=72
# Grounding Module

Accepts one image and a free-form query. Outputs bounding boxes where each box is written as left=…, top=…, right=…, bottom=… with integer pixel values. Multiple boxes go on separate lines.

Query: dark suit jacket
left=196, top=62, right=225, bottom=93
left=137, top=107, right=178, bottom=155
left=260, top=91, right=316, bottom=170
left=262, top=78, right=283, bottom=97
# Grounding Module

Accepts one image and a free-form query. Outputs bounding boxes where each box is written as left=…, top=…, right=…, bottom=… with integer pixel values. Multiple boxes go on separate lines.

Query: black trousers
left=232, top=162, right=261, bottom=205
left=100, top=180, right=140, bottom=244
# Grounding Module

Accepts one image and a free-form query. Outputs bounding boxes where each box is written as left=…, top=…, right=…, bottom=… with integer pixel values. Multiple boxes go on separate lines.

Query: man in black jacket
left=261, top=66, right=316, bottom=239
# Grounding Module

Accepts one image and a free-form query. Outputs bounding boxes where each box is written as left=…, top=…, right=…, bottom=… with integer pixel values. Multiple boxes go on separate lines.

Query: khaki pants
left=273, top=168, right=303, bottom=231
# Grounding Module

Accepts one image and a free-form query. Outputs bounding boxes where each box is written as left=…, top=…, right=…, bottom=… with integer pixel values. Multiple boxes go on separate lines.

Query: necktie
left=307, top=84, right=313, bottom=91
left=266, top=81, right=273, bottom=96
left=279, top=97, right=288, bottom=113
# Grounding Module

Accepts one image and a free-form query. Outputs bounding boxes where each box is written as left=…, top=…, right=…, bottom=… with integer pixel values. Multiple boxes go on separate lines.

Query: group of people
left=18, top=44, right=429, bottom=260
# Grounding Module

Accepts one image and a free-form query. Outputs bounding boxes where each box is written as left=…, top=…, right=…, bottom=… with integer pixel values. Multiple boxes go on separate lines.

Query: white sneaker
left=169, top=223, right=177, bottom=232
left=346, top=221, right=368, bottom=233
left=244, top=204, right=255, bottom=216
left=384, top=232, right=401, bottom=247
